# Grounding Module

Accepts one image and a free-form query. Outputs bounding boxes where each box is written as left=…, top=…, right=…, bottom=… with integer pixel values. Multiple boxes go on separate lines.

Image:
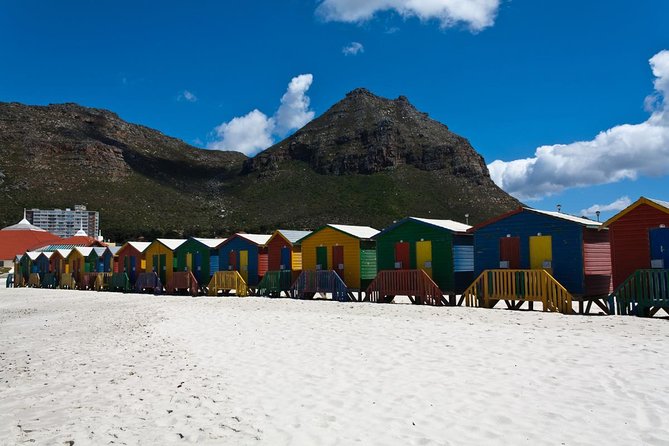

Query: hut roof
left=192, top=237, right=228, bottom=249
left=155, top=239, right=187, bottom=250
left=234, top=234, right=272, bottom=246
left=603, top=197, right=669, bottom=227
left=274, top=230, right=312, bottom=244
left=328, top=224, right=379, bottom=240
left=376, top=217, right=471, bottom=238
left=74, top=247, right=94, bottom=257
left=126, top=241, right=151, bottom=253
left=93, top=247, right=107, bottom=256
left=469, top=207, right=601, bottom=232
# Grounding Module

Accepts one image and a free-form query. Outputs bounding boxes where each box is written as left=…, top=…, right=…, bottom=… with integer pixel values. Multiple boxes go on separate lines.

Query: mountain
left=0, top=91, right=520, bottom=241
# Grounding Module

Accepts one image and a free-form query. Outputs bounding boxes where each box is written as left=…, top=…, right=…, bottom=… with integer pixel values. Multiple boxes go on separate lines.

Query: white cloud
left=208, top=74, right=315, bottom=156
left=316, top=0, right=501, bottom=31
left=274, top=74, right=315, bottom=136
left=208, top=110, right=274, bottom=156
left=580, top=196, right=632, bottom=217
left=178, top=90, right=198, bottom=102
left=489, top=50, right=669, bottom=201
left=343, top=42, right=365, bottom=56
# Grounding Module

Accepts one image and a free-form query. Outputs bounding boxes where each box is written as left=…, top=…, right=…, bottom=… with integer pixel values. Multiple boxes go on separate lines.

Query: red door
left=332, top=246, right=345, bottom=278
left=394, top=242, right=410, bottom=269
left=499, top=237, right=521, bottom=269
left=228, top=251, right=237, bottom=271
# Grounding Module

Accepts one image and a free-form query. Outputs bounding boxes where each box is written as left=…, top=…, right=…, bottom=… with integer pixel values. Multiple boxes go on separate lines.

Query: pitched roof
left=0, top=219, right=61, bottom=261
left=55, top=249, right=72, bottom=258
left=275, top=230, right=313, bottom=244
left=56, top=235, right=105, bottom=248
left=602, top=197, right=669, bottom=227
left=234, top=233, right=272, bottom=246
left=107, top=246, right=121, bottom=255
left=375, top=217, right=471, bottom=238
left=155, top=238, right=187, bottom=250
left=126, top=241, right=151, bottom=253
left=37, top=251, right=54, bottom=260
left=74, top=247, right=94, bottom=257
left=328, top=224, right=379, bottom=239
left=92, top=247, right=107, bottom=256
left=469, top=206, right=601, bottom=232
left=26, top=251, right=42, bottom=261
left=192, top=237, right=228, bottom=249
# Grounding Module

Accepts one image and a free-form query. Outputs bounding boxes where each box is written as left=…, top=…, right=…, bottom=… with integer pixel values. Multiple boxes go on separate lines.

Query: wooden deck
left=610, top=269, right=669, bottom=317
left=207, top=271, right=248, bottom=297
left=365, top=270, right=448, bottom=306
left=462, top=269, right=573, bottom=315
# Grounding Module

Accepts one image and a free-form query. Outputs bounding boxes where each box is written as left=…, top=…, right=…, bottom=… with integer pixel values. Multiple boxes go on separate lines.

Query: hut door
left=239, top=250, right=249, bottom=282
left=332, top=246, right=345, bottom=278
left=394, top=242, right=410, bottom=269
left=316, top=246, right=328, bottom=270
left=649, top=227, right=669, bottom=268
left=529, top=236, right=553, bottom=273
left=159, top=254, right=167, bottom=284
left=98, top=257, right=104, bottom=273
left=194, top=253, right=202, bottom=281
left=186, top=253, right=193, bottom=271
left=416, top=241, right=433, bottom=278
left=228, top=251, right=237, bottom=271
left=499, top=237, right=520, bottom=269
left=280, top=247, right=291, bottom=270
left=129, top=257, right=136, bottom=283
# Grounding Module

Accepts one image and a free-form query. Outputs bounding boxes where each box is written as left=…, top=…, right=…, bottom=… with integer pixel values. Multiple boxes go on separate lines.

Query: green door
left=159, top=254, right=167, bottom=284
left=316, top=246, right=328, bottom=270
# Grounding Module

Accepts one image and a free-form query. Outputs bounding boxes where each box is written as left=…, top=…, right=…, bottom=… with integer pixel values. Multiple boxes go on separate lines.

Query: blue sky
left=2, top=0, right=668, bottom=220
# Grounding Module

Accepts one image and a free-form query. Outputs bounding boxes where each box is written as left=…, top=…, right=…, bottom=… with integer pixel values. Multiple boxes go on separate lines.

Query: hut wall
left=219, top=237, right=262, bottom=287
left=582, top=228, right=612, bottom=296
left=375, top=220, right=456, bottom=292
left=301, top=227, right=362, bottom=289
left=473, top=211, right=585, bottom=294
left=608, top=203, right=669, bottom=288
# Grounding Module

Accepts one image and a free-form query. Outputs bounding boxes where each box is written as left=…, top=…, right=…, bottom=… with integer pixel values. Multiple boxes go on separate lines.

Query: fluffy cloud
left=208, top=74, right=315, bottom=156
left=316, top=0, right=500, bottom=31
left=178, top=90, right=197, bottom=102
left=489, top=50, right=669, bottom=201
left=274, top=74, right=315, bottom=136
left=580, top=196, right=632, bottom=217
left=342, top=42, right=365, bottom=56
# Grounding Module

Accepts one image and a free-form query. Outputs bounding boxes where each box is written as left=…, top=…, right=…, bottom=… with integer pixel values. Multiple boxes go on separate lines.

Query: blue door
left=194, top=252, right=202, bottom=282
left=280, top=247, right=291, bottom=270
left=130, top=256, right=137, bottom=283
left=649, top=227, right=669, bottom=268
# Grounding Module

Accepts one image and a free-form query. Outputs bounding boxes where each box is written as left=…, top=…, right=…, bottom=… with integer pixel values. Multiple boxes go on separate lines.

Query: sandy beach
left=1, top=283, right=668, bottom=445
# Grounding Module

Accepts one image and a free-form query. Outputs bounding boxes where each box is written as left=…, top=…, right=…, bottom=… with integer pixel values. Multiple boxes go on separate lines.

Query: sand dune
left=1, top=285, right=668, bottom=445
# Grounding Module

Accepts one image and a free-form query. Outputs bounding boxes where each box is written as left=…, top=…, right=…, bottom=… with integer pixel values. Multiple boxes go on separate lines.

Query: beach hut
left=258, top=230, right=311, bottom=297
left=144, top=239, right=186, bottom=286
left=49, top=249, right=71, bottom=283
left=468, top=207, right=611, bottom=313
left=67, top=247, right=95, bottom=288
left=116, top=242, right=151, bottom=285
left=174, top=237, right=227, bottom=285
left=369, top=217, right=473, bottom=305
left=602, top=197, right=669, bottom=316
left=297, top=224, right=379, bottom=292
left=218, top=234, right=271, bottom=288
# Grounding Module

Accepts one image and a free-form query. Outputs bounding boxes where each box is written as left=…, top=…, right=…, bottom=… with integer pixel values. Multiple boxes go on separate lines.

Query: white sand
left=1, top=285, right=668, bottom=445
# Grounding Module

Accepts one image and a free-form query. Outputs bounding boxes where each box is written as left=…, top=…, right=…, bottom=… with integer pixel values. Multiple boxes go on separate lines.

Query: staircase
left=166, top=271, right=199, bottom=296
left=365, top=270, right=447, bottom=306
left=109, top=273, right=131, bottom=292
left=257, top=270, right=297, bottom=298
left=291, top=270, right=350, bottom=302
left=135, top=272, right=163, bottom=294
left=207, top=271, right=248, bottom=297
left=609, top=269, right=669, bottom=316
left=462, top=269, right=573, bottom=314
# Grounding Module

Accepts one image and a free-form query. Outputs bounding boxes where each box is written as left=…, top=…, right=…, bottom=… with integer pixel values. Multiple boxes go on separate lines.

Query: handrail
left=291, top=270, right=349, bottom=302
left=207, top=271, right=248, bottom=297
left=257, top=270, right=296, bottom=297
left=365, top=269, right=446, bottom=306
left=609, top=269, right=669, bottom=315
left=462, top=269, right=573, bottom=314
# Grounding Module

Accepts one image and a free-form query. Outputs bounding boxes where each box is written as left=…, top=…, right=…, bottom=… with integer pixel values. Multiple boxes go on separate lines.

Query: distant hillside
left=0, top=91, right=520, bottom=241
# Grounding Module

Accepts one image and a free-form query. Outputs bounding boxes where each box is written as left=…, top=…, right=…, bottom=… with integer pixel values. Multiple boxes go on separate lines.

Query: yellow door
left=529, top=236, right=553, bottom=273
left=187, top=253, right=193, bottom=271
left=239, top=250, right=248, bottom=282
left=416, top=241, right=433, bottom=278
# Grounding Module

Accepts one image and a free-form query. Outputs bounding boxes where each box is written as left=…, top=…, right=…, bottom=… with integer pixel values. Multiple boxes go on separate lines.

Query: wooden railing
left=609, top=269, right=669, bottom=316
left=93, top=273, right=114, bottom=291
left=41, top=273, right=58, bottom=288
left=135, top=272, right=163, bottom=294
left=207, top=271, right=248, bottom=297
left=28, top=273, right=41, bottom=287
left=257, top=270, right=296, bottom=297
left=109, top=273, right=131, bottom=292
left=166, top=271, right=199, bottom=296
left=365, top=270, right=446, bottom=306
left=462, top=269, right=573, bottom=314
left=60, top=273, right=76, bottom=290
left=291, top=270, right=350, bottom=302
